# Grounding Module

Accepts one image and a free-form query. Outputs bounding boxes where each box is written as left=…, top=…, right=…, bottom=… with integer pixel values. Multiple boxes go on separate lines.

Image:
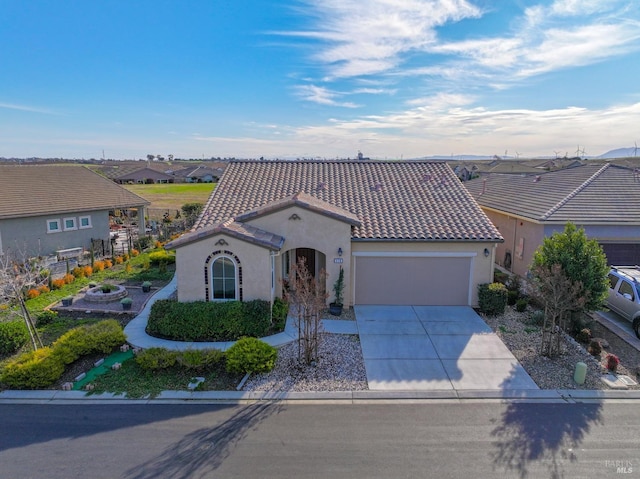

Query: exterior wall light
left=484, top=248, right=490, bottom=257
left=338, top=247, right=343, bottom=257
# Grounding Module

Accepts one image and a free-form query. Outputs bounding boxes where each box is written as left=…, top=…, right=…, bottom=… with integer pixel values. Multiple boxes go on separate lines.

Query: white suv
left=607, top=266, right=640, bottom=338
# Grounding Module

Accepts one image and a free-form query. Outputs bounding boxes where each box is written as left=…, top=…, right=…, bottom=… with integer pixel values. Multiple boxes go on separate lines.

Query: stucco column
left=138, top=206, right=146, bottom=236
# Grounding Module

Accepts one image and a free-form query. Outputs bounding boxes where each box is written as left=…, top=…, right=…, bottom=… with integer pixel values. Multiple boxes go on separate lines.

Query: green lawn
left=122, top=183, right=215, bottom=211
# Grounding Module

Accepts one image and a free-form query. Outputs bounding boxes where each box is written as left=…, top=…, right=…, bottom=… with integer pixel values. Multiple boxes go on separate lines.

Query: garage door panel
left=355, top=256, right=471, bottom=306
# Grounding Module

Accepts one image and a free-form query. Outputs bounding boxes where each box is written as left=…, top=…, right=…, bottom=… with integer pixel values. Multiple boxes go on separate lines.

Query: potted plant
left=61, top=296, right=73, bottom=307
left=142, top=281, right=152, bottom=293
left=329, top=267, right=345, bottom=316
left=120, top=297, right=133, bottom=311
left=101, top=284, right=113, bottom=293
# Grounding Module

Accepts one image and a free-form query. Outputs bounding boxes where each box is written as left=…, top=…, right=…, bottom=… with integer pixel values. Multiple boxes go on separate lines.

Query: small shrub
left=134, top=237, right=151, bottom=251
left=0, top=347, right=65, bottom=389
left=104, top=259, right=113, bottom=268
left=114, top=256, right=124, bottom=265
left=37, top=285, right=50, bottom=294
left=51, top=320, right=126, bottom=364
left=272, top=298, right=289, bottom=329
left=123, top=253, right=130, bottom=261
left=576, top=328, right=591, bottom=344
left=101, top=284, right=115, bottom=293
left=528, top=310, right=545, bottom=326
left=36, top=310, right=58, bottom=326
left=588, top=339, right=602, bottom=357
left=51, top=278, right=66, bottom=290
left=226, top=338, right=277, bottom=374
left=0, top=320, right=30, bottom=355
left=605, top=353, right=620, bottom=372
left=93, top=260, right=105, bottom=272
left=142, top=257, right=151, bottom=270
left=26, top=288, right=40, bottom=299
left=72, top=266, right=85, bottom=278
left=135, top=347, right=178, bottom=370
left=131, top=249, right=140, bottom=257
left=478, top=282, right=508, bottom=316
left=148, top=250, right=176, bottom=266
left=125, top=262, right=132, bottom=273
left=493, top=270, right=509, bottom=284
left=154, top=240, right=163, bottom=249
left=83, top=265, right=93, bottom=277
left=515, top=297, right=529, bottom=312
left=63, top=273, right=75, bottom=284
left=507, top=290, right=519, bottom=306
left=177, top=349, right=225, bottom=370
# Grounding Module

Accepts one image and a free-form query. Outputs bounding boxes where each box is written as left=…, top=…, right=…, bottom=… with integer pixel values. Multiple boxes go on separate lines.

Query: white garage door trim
left=352, top=251, right=476, bottom=305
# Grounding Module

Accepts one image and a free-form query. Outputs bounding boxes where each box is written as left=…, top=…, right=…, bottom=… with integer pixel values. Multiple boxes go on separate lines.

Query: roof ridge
left=540, top=164, right=610, bottom=220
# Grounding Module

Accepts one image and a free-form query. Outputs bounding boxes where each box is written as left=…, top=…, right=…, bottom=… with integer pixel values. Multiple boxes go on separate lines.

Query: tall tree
left=531, top=222, right=609, bottom=314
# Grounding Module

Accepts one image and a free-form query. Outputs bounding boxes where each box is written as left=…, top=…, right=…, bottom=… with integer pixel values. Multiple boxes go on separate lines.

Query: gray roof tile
left=0, top=165, right=149, bottom=219
left=465, top=164, right=640, bottom=223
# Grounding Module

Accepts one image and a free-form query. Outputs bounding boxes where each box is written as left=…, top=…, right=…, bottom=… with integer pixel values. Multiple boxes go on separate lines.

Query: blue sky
left=1, top=0, right=639, bottom=159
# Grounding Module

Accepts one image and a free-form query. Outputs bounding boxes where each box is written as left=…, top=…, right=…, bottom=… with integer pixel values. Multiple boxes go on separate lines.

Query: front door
left=296, top=247, right=316, bottom=277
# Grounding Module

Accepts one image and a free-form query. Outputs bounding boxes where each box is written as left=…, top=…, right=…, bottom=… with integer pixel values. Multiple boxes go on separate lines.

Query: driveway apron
left=355, top=305, right=538, bottom=391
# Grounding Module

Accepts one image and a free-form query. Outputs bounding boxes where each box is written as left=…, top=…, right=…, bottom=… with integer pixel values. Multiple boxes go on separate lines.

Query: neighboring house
left=165, top=161, right=503, bottom=307
left=465, top=164, right=640, bottom=277
left=172, top=166, right=224, bottom=183
left=0, top=165, right=149, bottom=258
left=113, top=167, right=175, bottom=184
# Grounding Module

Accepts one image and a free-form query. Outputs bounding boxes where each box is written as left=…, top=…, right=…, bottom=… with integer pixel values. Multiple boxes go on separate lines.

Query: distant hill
left=598, top=147, right=638, bottom=159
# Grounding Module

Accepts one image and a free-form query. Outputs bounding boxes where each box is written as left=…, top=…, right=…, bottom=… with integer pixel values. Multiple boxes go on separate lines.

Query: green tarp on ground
left=73, top=349, right=134, bottom=390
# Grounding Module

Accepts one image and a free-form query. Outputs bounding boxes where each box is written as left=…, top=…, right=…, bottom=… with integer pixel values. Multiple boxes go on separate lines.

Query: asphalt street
left=1, top=401, right=639, bottom=479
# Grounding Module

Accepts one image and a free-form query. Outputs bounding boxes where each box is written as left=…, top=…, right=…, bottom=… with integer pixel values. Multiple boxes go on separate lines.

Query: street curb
left=3, top=388, right=640, bottom=404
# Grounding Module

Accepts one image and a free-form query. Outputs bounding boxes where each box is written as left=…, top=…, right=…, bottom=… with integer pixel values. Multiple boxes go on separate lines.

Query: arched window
left=211, top=256, right=237, bottom=300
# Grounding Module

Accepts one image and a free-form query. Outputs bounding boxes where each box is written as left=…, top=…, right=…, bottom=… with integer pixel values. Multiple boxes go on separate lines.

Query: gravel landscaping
left=244, top=305, right=640, bottom=392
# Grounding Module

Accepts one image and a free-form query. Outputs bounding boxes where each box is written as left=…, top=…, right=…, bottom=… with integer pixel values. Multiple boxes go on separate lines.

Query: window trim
left=79, top=215, right=92, bottom=229
left=210, top=255, right=238, bottom=301
left=46, top=218, right=62, bottom=233
left=62, top=217, right=77, bottom=231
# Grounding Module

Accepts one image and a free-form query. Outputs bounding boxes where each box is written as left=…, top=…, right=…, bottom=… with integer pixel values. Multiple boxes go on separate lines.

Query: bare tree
left=283, top=258, right=327, bottom=365
left=0, top=246, right=45, bottom=350
left=531, top=263, right=587, bottom=357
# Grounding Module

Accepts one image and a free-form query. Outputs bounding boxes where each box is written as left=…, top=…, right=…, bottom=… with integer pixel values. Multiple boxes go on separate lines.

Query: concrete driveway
left=355, top=305, right=538, bottom=391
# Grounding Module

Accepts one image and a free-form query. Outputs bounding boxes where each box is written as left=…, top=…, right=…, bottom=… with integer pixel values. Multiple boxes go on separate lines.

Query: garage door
left=600, top=243, right=640, bottom=266
left=354, top=255, right=472, bottom=306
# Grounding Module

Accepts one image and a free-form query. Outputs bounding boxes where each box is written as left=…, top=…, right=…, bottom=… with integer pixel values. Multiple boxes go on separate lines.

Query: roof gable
left=166, top=219, right=285, bottom=250
left=0, top=165, right=149, bottom=220
left=236, top=191, right=361, bottom=226
left=194, top=160, right=502, bottom=242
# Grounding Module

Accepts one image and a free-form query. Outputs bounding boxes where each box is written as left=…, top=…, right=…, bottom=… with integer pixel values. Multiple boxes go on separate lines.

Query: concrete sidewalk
left=123, top=277, right=357, bottom=351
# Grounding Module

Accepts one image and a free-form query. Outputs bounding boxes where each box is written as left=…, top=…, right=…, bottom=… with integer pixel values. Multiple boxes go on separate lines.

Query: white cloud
left=294, top=84, right=360, bottom=107
left=0, top=102, right=59, bottom=115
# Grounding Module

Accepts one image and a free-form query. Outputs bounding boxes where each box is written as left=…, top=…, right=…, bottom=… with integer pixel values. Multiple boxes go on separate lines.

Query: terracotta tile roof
left=193, top=160, right=503, bottom=242
left=0, top=165, right=149, bottom=220
left=167, top=219, right=285, bottom=250
left=465, top=163, right=640, bottom=224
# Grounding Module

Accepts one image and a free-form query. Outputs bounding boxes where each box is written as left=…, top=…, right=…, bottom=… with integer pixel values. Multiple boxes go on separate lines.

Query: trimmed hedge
left=0, top=321, right=30, bottom=355
left=0, top=347, right=65, bottom=389
left=0, top=320, right=126, bottom=389
left=478, top=282, right=508, bottom=316
left=146, top=299, right=273, bottom=342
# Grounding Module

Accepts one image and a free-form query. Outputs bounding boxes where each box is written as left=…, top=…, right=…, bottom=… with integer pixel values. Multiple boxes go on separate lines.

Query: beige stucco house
left=465, top=163, right=640, bottom=277
left=166, top=160, right=503, bottom=307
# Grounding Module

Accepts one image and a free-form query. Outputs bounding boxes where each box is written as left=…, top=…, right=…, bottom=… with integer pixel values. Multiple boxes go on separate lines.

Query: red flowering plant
left=605, top=353, right=620, bottom=373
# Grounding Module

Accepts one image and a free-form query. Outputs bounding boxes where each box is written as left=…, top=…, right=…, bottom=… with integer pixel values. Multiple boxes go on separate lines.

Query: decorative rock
left=94, top=358, right=105, bottom=367
left=133, top=347, right=142, bottom=355
left=120, top=344, right=130, bottom=352
left=74, top=372, right=87, bottom=382
left=62, top=382, right=73, bottom=391
left=84, top=383, right=95, bottom=391
left=188, top=377, right=205, bottom=390
left=591, top=337, right=609, bottom=349
left=111, top=362, right=122, bottom=370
